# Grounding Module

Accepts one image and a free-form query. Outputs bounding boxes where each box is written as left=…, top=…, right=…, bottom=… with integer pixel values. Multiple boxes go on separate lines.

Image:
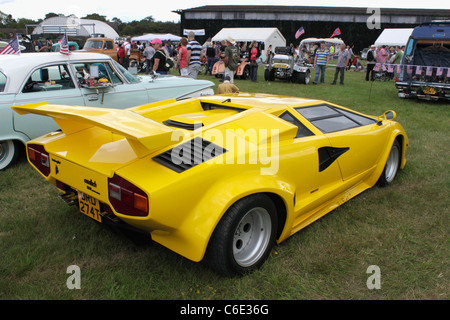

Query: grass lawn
left=0, top=67, right=448, bottom=300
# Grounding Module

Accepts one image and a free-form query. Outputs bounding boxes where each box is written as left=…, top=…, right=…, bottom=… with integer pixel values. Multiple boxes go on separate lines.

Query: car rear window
left=0, top=71, right=6, bottom=92
left=295, top=104, right=376, bottom=133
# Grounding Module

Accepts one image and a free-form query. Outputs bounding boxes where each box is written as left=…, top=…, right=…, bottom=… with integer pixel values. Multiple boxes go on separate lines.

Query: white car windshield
left=84, top=40, right=103, bottom=49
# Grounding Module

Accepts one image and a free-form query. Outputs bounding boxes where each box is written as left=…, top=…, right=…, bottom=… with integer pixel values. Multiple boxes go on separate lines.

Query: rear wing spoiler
left=12, top=102, right=181, bottom=157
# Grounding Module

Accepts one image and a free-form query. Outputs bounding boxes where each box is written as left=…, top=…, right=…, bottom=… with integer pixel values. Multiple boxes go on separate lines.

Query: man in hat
left=222, top=36, right=239, bottom=83
left=365, top=44, right=377, bottom=81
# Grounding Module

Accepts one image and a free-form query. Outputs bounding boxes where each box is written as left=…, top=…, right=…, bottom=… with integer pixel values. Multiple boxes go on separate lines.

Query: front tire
left=205, top=194, right=278, bottom=276
left=298, top=70, right=311, bottom=84
left=377, top=140, right=401, bottom=186
left=0, top=140, right=20, bottom=170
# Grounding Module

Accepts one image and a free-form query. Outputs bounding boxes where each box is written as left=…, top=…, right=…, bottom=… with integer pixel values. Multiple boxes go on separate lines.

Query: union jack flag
left=0, top=36, right=20, bottom=55
left=59, top=33, right=70, bottom=55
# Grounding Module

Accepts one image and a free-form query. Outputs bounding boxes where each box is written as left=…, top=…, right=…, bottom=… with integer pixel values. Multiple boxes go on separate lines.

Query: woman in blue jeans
left=248, top=41, right=261, bottom=82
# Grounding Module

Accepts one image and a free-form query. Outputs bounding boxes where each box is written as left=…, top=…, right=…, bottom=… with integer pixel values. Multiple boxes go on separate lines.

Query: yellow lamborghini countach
left=13, top=93, right=408, bottom=276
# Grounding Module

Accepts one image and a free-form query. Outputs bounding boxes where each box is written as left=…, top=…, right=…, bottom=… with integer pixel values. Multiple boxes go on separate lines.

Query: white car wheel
left=0, top=140, right=20, bottom=170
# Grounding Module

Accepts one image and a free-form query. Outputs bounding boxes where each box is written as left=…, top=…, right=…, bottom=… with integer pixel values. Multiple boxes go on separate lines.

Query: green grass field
left=0, top=68, right=448, bottom=300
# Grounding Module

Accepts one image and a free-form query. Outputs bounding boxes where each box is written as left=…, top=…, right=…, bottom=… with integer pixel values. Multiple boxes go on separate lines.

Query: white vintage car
left=0, top=52, right=214, bottom=169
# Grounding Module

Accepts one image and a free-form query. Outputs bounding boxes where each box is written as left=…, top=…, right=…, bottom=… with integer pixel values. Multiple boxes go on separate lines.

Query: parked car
left=14, top=93, right=408, bottom=276
left=264, top=46, right=311, bottom=84
left=0, top=52, right=214, bottom=169
left=50, top=41, right=80, bottom=52
left=395, top=21, right=450, bottom=101
left=360, top=48, right=369, bottom=60
left=79, top=37, right=118, bottom=61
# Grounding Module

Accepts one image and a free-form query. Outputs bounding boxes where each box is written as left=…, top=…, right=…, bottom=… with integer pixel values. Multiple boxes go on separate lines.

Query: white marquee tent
left=212, top=28, right=286, bottom=51
left=374, top=28, right=414, bottom=47
left=32, top=16, right=119, bottom=39
left=131, top=33, right=182, bottom=42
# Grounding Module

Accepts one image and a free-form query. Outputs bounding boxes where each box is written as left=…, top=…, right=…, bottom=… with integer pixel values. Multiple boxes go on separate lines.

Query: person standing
left=248, top=41, right=261, bottom=82
left=313, top=42, right=329, bottom=84
left=331, top=43, right=351, bottom=85
left=222, top=37, right=239, bottom=83
left=205, top=41, right=216, bottom=76
left=365, top=45, right=377, bottom=81
left=151, top=38, right=168, bottom=75
left=177, top=37, right=189, bottom=77
left=143, top=41, right=155, bottom=74
left=122, top=37, right=131, bottom=69
left=345, top=44, right=354, bottom=71
left=186, top=31, right=203, bottom=79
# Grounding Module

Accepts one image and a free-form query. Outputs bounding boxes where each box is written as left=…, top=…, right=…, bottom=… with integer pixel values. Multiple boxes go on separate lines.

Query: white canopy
left=374, top=28, right=413, bottom=47
left=131, top=33, right=181, bottom=42
left=212, top=28, right=286, bottom=50
left=32, top=16, right=119, bottom=40
left=299, top=38, right=344, bottom=46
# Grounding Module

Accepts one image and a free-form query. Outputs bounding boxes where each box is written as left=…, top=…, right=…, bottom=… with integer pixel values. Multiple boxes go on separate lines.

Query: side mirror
left=377, top=110, right=396, bottom=125
left=385, top=110, right=396, bottom=120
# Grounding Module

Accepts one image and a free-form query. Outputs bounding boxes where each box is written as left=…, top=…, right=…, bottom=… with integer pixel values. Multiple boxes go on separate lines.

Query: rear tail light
left=108, top=174, right=148, bottom=217
left=27, top=144, right=50, bottom=176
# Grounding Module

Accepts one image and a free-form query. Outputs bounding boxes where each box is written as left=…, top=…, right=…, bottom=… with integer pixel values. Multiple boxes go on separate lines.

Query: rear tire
left=0, top=140, right=20, bottom=170
left=205, top=194, right=278, bottom=276
left=377, top=140, right=401, bottom=187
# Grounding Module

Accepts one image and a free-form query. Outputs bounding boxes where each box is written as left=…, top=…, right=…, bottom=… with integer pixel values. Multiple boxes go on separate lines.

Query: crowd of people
left=115, top=33, right=406, bottom=90
left=365, top=44, right=404, bottom=81
left=116, top=32, right=263, bottom=86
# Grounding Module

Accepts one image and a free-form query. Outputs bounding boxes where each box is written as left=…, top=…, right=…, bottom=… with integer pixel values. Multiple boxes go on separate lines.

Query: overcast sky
left=1, top=0, right=449, bottom=23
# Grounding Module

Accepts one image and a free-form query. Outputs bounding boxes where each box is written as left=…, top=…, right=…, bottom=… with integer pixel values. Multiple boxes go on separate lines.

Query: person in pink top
left=177, top=37, right=189, bottom=77
left=376, top=45, right=388, bottom=64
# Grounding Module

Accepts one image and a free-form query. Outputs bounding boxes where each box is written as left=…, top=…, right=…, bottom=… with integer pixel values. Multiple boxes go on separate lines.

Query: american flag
left=295, top=27, right=305, bottom=39
left=0, top=37, right=20, bottom=55
left=59, top=33, right=70, bottom=55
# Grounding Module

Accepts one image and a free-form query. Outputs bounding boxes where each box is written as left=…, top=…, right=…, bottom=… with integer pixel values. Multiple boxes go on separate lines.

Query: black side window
left=295, top=104, right=376, bottom=133
left=279, top=111, right=314, bottom=138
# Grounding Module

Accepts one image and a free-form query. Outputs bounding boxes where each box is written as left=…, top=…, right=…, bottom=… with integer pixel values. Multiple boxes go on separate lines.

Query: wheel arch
left=150, top=174, right=295, bottom=263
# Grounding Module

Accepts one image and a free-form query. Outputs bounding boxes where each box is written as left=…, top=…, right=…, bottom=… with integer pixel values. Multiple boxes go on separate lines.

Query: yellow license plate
left=78, top=192, right=101, bottom=222
left=274, top=64, right=287, bottom=69
left=424, top=87, right=436, bottom=95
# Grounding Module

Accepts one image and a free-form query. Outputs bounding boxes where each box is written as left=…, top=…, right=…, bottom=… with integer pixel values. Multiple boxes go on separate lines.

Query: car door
left=295, top=104, right=390, bottom=181
left=72, top=61, right=149, bottom=109
left=13, top=63, right=85, bottom=140
left=277, top=110, right=344, bottom=223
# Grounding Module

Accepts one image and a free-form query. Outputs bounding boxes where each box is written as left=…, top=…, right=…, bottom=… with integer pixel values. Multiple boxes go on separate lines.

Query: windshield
left=272, top=55, right=292, bottom=64
left=84, top=40, right=103, bottom=50
left=113, top=60, right=140, bottom=83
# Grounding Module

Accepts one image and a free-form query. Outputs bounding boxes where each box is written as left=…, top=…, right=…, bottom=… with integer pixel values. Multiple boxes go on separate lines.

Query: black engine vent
left=163, top=119, right=203, bottom=131
left=153, top=137, right=227, bottom=173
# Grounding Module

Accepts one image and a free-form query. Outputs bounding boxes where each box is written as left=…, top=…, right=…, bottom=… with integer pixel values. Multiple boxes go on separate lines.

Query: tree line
left=0, top=12, right=180, bottom=37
